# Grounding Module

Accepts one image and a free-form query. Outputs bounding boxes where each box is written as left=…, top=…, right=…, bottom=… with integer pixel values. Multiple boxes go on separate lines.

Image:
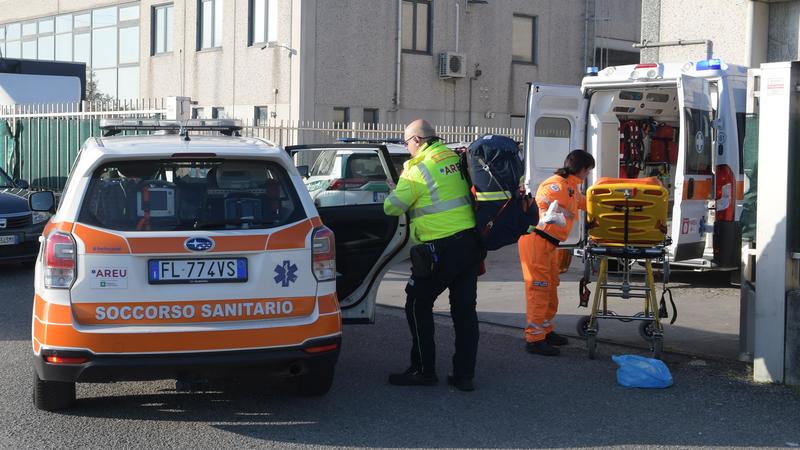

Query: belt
left=533, top=228, right=560, bottom=247
left=427, top=228, right=477, bottom=245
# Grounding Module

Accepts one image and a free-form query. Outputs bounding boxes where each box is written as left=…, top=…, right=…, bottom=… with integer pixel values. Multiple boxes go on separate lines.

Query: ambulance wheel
left=577, top=315, right=597, bottom=338
left=587, top=332, right=597, bottom=360
left=638, top=320, right=658, bottom=342
left=296, top=361, right=336, bottom=397
left=33, top=372, right=75, bottom=411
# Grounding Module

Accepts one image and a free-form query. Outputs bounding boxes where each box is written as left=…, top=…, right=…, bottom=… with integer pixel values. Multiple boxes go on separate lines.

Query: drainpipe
left=744, top=1, right=768, bottom=68
left=392, top=0, right=402, bottom=113
left=455, top=1, right=460, bottom=53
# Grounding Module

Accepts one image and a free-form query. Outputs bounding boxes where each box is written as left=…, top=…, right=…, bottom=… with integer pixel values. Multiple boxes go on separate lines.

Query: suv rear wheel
left=33, top=372, right=76, bottom=411
left=296, top=361, right=336, bottom=397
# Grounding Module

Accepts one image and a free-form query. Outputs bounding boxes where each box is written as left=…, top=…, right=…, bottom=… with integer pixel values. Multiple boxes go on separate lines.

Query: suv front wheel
left=33, top=372, right=76, bottom=411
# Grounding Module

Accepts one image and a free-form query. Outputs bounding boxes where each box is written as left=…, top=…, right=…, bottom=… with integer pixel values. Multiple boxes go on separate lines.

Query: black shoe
left=546, top=331, right=569, bottom=346
left=525, top=341, right=561, bottom=356
left=447, top=374, right=475, bottom=392
left=388, top=368, right=438, bottom=386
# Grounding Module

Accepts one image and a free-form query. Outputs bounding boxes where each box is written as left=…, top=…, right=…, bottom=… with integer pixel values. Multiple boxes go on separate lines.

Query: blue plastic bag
left=612, top=354, right=673, bottom=389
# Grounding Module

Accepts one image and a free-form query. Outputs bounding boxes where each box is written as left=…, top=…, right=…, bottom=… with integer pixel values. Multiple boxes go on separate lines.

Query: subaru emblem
left=184, top=237, right=214, bottom=252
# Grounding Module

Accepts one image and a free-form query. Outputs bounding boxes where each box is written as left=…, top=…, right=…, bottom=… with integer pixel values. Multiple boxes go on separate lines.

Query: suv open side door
left=670, top=75, right=715, bottom=261
left=286, top=144, right=410, bottom=323
left=524, top=83, right=588, bottom=246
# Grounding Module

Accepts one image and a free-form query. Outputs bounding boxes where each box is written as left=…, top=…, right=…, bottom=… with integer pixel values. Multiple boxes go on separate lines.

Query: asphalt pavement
left=2, top=262, right=799, bottom=449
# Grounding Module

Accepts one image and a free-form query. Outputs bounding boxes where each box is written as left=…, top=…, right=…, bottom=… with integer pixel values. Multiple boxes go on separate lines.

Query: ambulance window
left=684, top=108, right=713, bottom=175
left=310, top=150, right=337, bottom=176
left=645, top=93, right=670, bottom=103
left=533, top=117, right=571, bottom=168
left=619, top=91, right=643, bottom=101
left=78, top=159, right=306, bottom=231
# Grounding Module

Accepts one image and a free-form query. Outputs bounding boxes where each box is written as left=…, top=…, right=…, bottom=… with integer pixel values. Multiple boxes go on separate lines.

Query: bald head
left=404, top=119, right=436, bottom=141
left=404, top=119, right=437, bottom=156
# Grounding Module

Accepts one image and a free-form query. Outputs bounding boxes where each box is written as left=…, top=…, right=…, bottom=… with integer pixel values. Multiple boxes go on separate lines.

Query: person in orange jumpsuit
left=518, top=150, right=595, bottom=356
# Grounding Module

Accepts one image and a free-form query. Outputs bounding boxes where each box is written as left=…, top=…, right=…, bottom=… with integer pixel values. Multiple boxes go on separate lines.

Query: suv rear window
left=79, top=159, right=306, bottom=231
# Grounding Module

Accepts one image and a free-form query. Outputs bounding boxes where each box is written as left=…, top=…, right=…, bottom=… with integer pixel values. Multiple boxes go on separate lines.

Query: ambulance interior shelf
left=617, top=118, right=679, bottom=198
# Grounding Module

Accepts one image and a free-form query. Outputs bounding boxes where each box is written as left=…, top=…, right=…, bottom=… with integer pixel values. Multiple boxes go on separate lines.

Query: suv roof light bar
left=336, top=137, right=404, bottom=145
left=99, top=119, right=243, bottom=137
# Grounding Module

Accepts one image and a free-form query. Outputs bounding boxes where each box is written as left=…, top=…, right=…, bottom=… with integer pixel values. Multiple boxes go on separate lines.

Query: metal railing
left=0, top=99, right=523, bottom=191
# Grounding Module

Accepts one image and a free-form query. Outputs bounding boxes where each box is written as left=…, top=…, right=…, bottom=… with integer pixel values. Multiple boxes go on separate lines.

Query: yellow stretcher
left=577, top=177, right=671, bottom=359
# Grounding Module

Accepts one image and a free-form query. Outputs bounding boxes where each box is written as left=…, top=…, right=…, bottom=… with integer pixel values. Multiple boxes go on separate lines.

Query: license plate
left=0, top=235, right=17, bottom=246
left=148, top=258, right=248, bottom=284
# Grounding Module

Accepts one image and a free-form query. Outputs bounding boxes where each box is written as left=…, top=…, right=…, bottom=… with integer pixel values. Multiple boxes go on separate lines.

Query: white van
left=524, top=59, right=748, bottom=269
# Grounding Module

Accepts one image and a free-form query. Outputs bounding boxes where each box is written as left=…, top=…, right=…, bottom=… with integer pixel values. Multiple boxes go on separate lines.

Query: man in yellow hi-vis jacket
left=383, top=119, right=484, bottom=392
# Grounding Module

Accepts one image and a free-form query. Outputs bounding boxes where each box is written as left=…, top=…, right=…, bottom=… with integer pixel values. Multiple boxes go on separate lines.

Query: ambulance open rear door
left=524, top=84, right=587, bottom=246
left=671, top=75, right=714, bottom=261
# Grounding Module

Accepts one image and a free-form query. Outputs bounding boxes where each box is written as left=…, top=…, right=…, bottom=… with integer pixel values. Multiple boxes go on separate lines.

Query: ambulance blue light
left=696, top=59, right=722, bottom=70
left=586, top=66, right=599, bottom=76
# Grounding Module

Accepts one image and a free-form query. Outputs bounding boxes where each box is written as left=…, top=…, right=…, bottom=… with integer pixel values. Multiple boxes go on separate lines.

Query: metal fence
left=0, top=100, right=523, bottom=191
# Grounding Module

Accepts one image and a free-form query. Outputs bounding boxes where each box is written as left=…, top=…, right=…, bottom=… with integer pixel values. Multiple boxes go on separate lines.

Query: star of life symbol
left=274, top=260, right=298, bottom=287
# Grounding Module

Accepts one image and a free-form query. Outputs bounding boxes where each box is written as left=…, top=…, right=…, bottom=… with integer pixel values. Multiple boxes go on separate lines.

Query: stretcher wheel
left=652, top=337, right=664, bottom=360
left=587, top=332, right=597, bottom=360
left=576, top=315, right=597, bottom=338
left=638, top=320, right=659, bottom=342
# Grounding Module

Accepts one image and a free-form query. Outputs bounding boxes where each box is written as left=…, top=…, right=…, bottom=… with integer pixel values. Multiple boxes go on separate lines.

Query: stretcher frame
left=577, top=184, right=670, bottom=360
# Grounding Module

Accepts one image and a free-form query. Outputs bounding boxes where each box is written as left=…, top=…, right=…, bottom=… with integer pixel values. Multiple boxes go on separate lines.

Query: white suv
left=28, top=120, right=409, bottom=411
left=293, top=141, right=409, bottom=208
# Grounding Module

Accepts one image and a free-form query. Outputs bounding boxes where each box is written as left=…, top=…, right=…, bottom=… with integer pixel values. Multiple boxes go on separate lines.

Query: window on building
left=211, top=106, right=226, bottom=119
left=198, top=0, right=223, bottom=50
left=512, top=14, right=536, bottom=64
left=152, top=4, right=174, bottom=54
left=192, top=107, right=206, bottom=119
left=254, top=106, right=269, bottom=125
left=249, top=0, right=277, bottom=46
left=333, top=107, right=350, bottom=128
left=401, top=0, right=431, bottom=54
left=363, top=108, right=379, bottom=125
left=0, top=3, right=139, bottom=99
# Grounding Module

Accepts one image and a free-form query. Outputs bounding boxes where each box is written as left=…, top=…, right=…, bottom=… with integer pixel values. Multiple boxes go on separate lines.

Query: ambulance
left=524, top=59, right=748, bottom=269
left=29, top=120, right=409, bottom=411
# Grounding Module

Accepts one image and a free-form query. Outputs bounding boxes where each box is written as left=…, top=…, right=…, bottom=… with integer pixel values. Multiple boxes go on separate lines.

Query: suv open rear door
left=524, top=84, right=588, bottom=246
left=670, top=75, right=714, bottom=261
left=286, top=144, right=410, bottom=323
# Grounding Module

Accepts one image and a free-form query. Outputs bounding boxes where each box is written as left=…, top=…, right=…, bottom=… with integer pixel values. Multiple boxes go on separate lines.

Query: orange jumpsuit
left=518, top=174, right=586, bottom=343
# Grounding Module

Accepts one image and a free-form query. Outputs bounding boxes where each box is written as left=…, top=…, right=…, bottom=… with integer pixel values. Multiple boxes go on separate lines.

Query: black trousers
left=404, top=229, right=484, bottom=378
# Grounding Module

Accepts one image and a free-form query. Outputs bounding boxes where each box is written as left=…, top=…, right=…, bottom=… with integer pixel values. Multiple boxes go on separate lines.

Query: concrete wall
left=0, top=0, right=644, bottom=127
left=768, top=1, right=800, bottom=63
left=312, top=0, right=640, bottom=127
left=138, top=0, right=294, bottom=121
left=641, top=0, right=800, bottom=67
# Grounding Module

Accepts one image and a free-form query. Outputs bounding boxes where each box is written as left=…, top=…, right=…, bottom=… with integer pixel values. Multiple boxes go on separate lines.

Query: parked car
left=294, top=139, right=410, bottom=207
left=0, top=167, right=50, bottom=263
left=30, top=120, right=410, bottom=411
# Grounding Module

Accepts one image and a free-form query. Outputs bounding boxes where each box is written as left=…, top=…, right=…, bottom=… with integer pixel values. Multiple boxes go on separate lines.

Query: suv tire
left=296, top=361, right=336, bottom=397
left=33, top=372, right=76, bottom=411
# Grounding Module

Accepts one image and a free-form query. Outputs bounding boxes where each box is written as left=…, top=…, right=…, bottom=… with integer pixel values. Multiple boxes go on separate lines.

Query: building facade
left=640, top=0, right=800, bottom=67
left=0, top=0, right=641, bottom=127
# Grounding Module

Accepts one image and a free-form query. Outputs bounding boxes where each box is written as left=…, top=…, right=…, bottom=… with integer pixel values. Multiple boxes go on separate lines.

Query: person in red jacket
left=519, top=150, right=595, bottom=356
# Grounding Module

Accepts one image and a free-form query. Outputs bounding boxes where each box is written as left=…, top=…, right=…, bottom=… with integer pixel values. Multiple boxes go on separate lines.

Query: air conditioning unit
left=439, top=52, right=466, bottom=79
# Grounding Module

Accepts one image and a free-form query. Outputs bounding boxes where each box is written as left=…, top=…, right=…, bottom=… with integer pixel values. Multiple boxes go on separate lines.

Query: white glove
left=541, top=200, right=567, bottom=226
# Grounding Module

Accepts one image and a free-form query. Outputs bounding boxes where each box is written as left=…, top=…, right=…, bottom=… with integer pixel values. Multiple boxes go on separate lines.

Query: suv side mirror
left=14, top=179, right=29, bottom=189
left=29, top=191, right=56, bottom=213
left=296, top=165, right=310, bottom=178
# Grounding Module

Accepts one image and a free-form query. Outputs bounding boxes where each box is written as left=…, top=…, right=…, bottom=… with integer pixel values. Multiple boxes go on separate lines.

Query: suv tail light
left=327, top=178, right=367, bottom=191
left=44, top=232, right=76, bottom=289
left=312, top=226, right=336, bottom=282
left=715, top=164, right=735, bottom=222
